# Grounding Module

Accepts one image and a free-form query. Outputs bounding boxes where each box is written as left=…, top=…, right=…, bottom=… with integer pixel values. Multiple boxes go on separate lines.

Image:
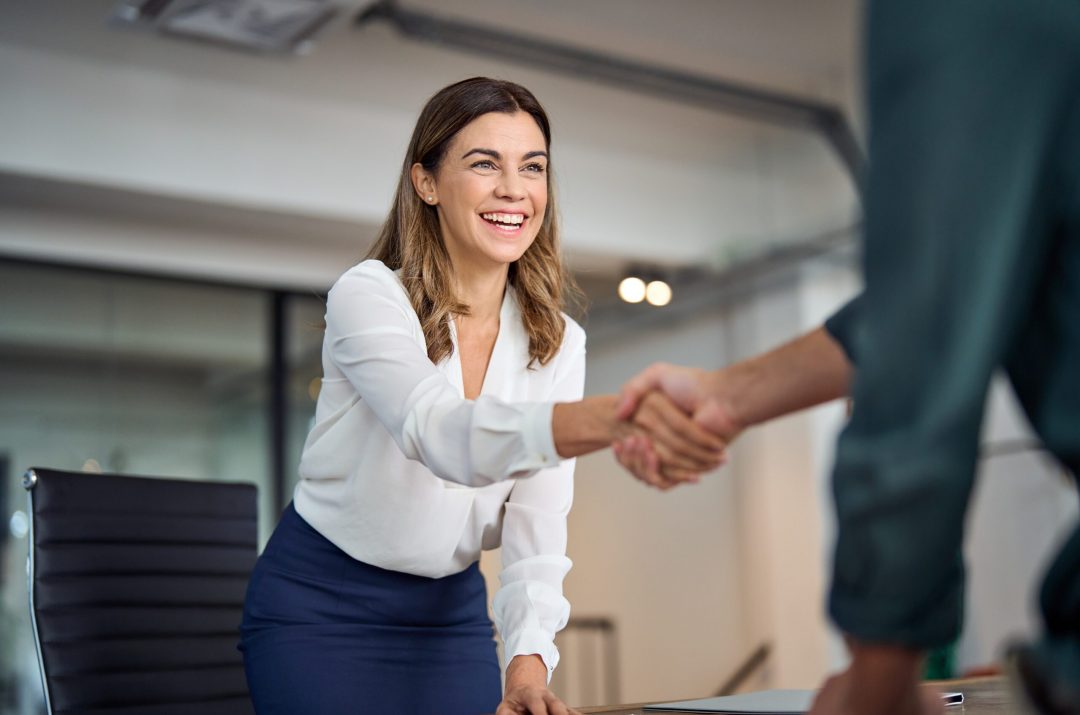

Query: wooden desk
left=573, top=676, right=1014, bottom=714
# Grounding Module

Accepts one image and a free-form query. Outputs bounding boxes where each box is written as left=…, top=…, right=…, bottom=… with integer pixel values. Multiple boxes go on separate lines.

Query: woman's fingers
left=633, top=393, right=726, bottom=470
left=524, top=690, right=549, bottom=715
left=543, top=691, right=571, bottom=715
left=498, top=683, right=580, bottom=715
left=616, top=435, right=710, bottom=490
left=615, top=436, right=672, bottom=489
left=661, top=466, right=702, bottom=484
left=653, top=391, right=727, bottom=451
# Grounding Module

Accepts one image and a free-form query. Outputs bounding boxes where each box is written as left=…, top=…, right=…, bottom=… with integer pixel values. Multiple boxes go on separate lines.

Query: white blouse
left=293, top=259, right=585, bottom=677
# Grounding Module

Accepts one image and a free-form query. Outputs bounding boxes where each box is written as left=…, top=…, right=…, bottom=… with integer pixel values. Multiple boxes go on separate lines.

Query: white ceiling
left=0, top=0, right=862, bottom=287
left=1, top=1, right=859, bottom=102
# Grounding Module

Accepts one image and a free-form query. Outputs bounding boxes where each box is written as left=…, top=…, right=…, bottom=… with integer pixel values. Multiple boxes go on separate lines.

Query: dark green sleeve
left=828, top=0, right=1070, bottom=648
left=823, top=293, right=864, bottom=366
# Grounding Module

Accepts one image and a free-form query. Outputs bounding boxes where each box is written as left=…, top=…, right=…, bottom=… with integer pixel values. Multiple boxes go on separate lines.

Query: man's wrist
left=709, top=365, right=751, bottom=431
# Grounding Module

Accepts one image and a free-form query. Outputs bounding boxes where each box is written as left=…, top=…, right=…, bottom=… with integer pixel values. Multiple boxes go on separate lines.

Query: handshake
left=566, top=327, right=853, bottom=490
left=609, top=363, right=743, bottom=490
left=553, top=328, right=850, bottom=489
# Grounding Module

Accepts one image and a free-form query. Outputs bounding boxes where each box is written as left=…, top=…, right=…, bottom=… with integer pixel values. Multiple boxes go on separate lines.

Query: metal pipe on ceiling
left=354, top=0, right=865, bottom=184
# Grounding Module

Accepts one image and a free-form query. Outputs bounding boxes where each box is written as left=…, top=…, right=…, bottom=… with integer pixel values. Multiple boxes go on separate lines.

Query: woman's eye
left=523, top=163, right=546, bottom=174
left=471, top=160, right=496, bottom=170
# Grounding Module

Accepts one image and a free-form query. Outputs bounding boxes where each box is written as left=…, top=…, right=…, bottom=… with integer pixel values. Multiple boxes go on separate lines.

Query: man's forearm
left=718, top=326, right=852, bottom=429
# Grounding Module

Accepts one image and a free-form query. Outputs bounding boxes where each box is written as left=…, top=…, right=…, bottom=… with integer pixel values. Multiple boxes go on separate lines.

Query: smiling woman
left=372, top=78, right=566, bottom=370
left=417, top=114, right=548, bottom=269
left=237, top=77, right=727, bottom=715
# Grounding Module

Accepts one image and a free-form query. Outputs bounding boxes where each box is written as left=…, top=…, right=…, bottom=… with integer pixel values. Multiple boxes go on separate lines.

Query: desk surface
left=575, top=677, right=1013, bottom=714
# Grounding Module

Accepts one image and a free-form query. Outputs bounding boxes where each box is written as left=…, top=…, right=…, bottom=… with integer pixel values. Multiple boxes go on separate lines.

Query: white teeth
left=482, top=212, right=525, bottom=226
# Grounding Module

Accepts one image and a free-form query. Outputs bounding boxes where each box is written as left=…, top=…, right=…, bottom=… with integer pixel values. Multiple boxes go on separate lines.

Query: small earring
left=426, top=196, right=434, bottom=203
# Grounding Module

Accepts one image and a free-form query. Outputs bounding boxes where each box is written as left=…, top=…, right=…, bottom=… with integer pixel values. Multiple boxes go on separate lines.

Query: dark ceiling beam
left=355, top=0, right=864, bottom=184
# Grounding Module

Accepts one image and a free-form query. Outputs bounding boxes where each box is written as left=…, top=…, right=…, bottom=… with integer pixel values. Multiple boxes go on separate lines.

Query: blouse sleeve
left=492, top=321, right=585, bottom=680
left=324, top=261, right=562, bottom=487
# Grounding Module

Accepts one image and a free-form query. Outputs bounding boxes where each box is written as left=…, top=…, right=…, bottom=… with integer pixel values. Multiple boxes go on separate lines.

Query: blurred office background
left=0, top=1, right=1076, bottom=712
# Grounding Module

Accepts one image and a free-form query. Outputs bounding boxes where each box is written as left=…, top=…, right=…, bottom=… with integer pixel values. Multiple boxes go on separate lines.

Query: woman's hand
left=497, top=655, right=581, bottom=715
left=550, top=393, right=726, bottom=489
left=496, top=684, right=580, bottom=715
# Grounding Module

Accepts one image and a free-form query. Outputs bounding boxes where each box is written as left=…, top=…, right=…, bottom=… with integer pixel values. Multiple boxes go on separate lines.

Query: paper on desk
left=643, top=689, right=964, bottom=713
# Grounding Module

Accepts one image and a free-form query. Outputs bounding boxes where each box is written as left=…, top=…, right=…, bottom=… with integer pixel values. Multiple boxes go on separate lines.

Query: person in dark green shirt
left=614, top=0, right=1080, bottom=712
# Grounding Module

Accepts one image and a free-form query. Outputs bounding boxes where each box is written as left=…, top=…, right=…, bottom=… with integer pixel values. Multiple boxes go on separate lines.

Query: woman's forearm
left=551, top=395, right=618, bottom=458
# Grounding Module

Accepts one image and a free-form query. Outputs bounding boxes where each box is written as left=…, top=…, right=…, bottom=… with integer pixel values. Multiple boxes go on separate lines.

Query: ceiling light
left=645, top=280, right=672, bottom=306
left=618, top=276, right=646, bottom=303
left=111, top=0, right=341, bottom=55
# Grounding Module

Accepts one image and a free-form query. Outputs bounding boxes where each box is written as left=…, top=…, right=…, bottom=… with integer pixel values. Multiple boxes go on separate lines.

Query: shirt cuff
left=521, top=401, right=560, bottom=470
left=504, top=629, right=561, bottom=683
left=823, top=293, right=863, bottom=366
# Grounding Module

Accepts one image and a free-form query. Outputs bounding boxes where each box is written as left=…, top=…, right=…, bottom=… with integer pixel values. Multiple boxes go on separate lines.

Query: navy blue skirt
left=239, top=503, right=501, bottom=715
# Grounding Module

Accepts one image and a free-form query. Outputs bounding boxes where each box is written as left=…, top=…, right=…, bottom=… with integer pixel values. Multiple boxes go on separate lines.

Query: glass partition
left=0, top=259, right=323, bottom=715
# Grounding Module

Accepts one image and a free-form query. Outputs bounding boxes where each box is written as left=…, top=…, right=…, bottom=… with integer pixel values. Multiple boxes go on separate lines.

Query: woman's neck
left=453, top=261, right=509, bottom=324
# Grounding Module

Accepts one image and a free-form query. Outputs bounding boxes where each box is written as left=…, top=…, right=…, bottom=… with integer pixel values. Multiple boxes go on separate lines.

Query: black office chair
left=23, top=467, right=258, bottom=715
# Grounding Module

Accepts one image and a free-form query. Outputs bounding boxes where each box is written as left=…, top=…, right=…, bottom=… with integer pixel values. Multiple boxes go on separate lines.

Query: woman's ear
left=410, top=162, right=438, bottom=205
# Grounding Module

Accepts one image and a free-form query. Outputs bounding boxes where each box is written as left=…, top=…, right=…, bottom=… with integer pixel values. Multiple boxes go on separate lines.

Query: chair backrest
left=23, top=467, right=258, bottom=715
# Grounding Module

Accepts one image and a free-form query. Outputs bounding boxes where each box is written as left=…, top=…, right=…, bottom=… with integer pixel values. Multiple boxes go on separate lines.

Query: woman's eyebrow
left=462, top=148, right=500, bottom=160
left=461, top=148, right=549, bottom=161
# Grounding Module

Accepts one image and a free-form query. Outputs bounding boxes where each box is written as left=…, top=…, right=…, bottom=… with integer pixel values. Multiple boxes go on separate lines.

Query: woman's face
left=416, top=111, right=549, bottom=273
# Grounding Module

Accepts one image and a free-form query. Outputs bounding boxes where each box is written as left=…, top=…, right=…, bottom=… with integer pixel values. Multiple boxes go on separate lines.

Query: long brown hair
left=366, top=77, right=579, bottom=368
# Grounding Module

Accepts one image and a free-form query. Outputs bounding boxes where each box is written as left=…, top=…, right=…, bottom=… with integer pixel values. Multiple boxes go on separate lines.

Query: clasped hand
left=613, top=363, right=742, bottom=490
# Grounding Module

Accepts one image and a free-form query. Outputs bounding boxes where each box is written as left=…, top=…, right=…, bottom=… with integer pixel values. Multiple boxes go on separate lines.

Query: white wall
left=565, top=309, right=745, bottom=704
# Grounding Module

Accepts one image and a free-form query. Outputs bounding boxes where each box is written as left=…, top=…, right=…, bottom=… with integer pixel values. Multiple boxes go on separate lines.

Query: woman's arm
left=326, top=263, right=575, bottom=487
left=326, top=262, right=723, bottom=488
left=494, top=336, right=581, bottom=715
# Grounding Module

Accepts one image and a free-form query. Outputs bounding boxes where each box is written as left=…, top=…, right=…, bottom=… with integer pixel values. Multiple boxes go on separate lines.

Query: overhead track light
left=618, top=269, right=673, bottom=307
left=645, top=280, right=672, bottom=307
left=618, top=277, right=647, bottom=304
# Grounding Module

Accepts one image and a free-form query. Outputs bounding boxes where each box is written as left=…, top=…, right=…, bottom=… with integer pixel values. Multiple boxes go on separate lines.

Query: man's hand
left=808, top=642, right=945, bottom=715
left=616, top=363, right=743, bottom=439
left=497, top=655, right=581, bottom=715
